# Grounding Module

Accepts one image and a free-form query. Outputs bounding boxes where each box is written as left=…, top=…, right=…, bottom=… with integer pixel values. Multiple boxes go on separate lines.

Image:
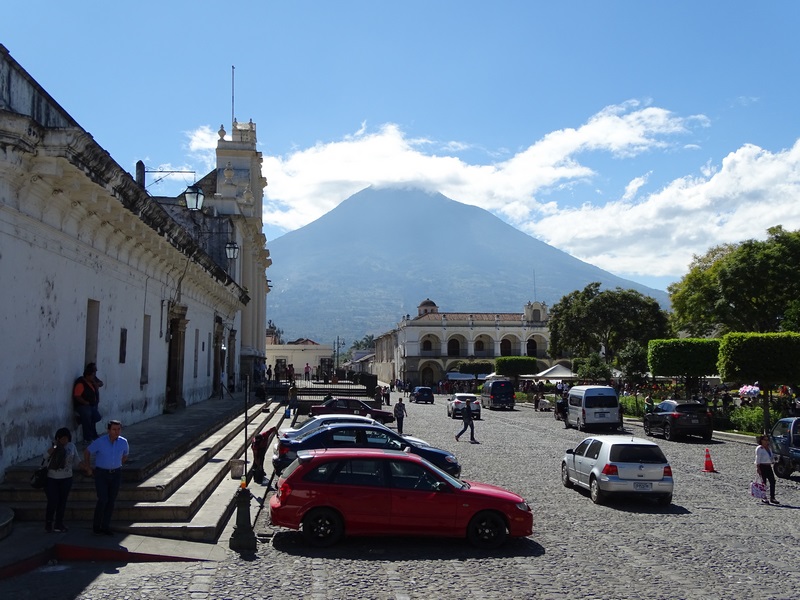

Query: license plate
left=595, top=412, right=608, bottom=418
left=633, top=482, right=652, bottom=491
left=690, top=418, right=699, bottom=423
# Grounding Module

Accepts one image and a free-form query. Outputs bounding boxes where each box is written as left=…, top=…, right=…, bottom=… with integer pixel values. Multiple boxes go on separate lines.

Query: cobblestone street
left=3, top=392, right=800, bottom=599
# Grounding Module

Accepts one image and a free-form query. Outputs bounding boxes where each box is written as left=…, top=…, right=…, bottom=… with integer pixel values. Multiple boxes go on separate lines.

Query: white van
left=565, top=385, right=621, bottom=431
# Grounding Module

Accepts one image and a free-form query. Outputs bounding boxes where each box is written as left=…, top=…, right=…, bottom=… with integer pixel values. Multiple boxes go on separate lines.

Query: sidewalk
left=0, top=391, right=275, bottom=580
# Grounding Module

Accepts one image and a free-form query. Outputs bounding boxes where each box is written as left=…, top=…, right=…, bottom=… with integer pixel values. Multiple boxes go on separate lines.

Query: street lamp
left=184, top=184, right=205, bottom=211
left=225, top=240, right=240, bottom=260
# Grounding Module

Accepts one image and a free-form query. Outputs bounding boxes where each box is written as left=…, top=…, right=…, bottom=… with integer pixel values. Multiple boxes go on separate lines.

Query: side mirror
left=565, top=449, right=574, bottom=455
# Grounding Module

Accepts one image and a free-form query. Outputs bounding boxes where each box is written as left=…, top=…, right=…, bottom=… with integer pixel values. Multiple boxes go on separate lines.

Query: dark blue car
left=411, top=386, right=434, bottom=404
left=272, top=423, right=461, bottom=477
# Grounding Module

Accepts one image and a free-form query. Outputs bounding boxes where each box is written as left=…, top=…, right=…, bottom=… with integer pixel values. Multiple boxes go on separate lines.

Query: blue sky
left=4, top=1, right=800, bottom=291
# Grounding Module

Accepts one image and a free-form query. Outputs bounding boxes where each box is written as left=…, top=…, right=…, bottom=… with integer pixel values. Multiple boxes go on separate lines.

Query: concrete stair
left=0, top=400, right=285, bottom=543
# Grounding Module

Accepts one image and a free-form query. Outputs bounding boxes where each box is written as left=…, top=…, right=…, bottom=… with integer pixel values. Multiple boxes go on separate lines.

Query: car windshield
left=610, top=444, right=667, bottom=464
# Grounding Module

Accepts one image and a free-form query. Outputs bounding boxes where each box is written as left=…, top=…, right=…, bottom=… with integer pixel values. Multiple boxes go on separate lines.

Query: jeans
left=456, top=420, right=475, bottom=441
left=396, top=417, right=404, bottom=435
left=93, top=468, right=122, bottom=531
left=76, top=404, right=98, bottom=442
left=45, top=476, right=73, bottom=529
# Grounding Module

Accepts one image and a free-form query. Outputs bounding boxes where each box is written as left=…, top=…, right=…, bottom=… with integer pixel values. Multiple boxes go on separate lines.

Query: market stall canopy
left=534, top=364, right=579, bottom=379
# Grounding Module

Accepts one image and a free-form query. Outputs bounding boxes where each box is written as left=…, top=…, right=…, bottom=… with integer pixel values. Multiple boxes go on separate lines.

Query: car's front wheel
left=466, top=511, right=507, bottom=549
left=302, top=508, right=344, bottom=547
left=589, top=477, right=605, bottom=505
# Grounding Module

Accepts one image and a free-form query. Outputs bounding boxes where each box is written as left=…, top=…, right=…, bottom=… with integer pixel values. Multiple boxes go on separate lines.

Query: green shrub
left=620, top=395, right=646, bottom=418
left=727, top=405, right=765, bottom=434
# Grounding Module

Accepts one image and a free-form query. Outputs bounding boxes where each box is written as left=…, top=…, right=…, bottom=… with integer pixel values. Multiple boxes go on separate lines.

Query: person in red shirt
left=73, top=363, right=103, bottom=443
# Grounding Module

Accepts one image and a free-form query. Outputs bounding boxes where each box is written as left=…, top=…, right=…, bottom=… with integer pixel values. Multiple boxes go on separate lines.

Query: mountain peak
left=266, top=187, right=667, bottom=344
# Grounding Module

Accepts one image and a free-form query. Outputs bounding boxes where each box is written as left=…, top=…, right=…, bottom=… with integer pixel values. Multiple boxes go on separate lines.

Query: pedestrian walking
left=394, top=398, right=408, bottom=434
left=288, top=383, right=299, bottom=416
left=455, top=400, right=478, bottom=443
left=44, top=427, right=81, bottom=533
left=84, top=420, right=129, bottom=535
left=755, top=434, right=780, bottom=505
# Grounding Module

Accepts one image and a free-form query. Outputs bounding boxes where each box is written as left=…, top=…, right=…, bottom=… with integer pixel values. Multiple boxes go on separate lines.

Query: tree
left=648, top=338, right=720, bottom=396
left=616, top=341, right=649, bottom=385
left=576, top=353, right=612, bottom=383
left=548, top=283, right=671, bottom=364
left=669, top=227, right=800, bottom=335
left=495, top=357, right=539, bottom=386
left=718, top=332, right=800, bottom=432
left=351, top=335, right=375, bottom=351
left=457, top=360, right=495, bottom=377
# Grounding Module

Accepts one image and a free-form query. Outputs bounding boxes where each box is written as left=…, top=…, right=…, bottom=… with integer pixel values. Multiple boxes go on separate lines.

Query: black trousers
left=758, top=463, right=777, bottom=499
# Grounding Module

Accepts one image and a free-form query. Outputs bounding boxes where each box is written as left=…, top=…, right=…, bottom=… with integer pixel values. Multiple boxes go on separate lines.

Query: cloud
left=185, top=100, right=800, bottom=286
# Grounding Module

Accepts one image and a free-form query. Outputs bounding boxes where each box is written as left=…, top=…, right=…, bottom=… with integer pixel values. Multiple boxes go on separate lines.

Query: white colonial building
left=373, top=298, right=553, bottom=387
left=0, top=46, right=270, bottom=477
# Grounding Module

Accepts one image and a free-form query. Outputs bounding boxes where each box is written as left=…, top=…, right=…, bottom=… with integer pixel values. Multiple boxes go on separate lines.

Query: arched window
left=500, top=339, right=512, bottom=356
left=447, top=339, right=460, bottom=357
left=475, top=340, right=485, bottom=352
left=527, top=339, right=537, bottom=357
left=532, top=309, right=541, bottom=321
left=422, top=339, right=432, bottom=352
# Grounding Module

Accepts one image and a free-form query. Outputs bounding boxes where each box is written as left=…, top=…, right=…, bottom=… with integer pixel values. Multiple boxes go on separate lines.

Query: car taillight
left=669, top=412, right=681, bottom=419
left=663, top=466, right=672, bottom=477
left=512, top=392, right=516, bottom=399
left=706, top=411, right=713, bottom=419
left=278, top=481, right=292, bottom=499
left=601, top=464, right=618, bottom=476
left=278, top=445, right=290, bottom=456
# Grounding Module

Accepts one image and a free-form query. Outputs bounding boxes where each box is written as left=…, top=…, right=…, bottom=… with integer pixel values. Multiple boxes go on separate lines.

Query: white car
left=446, top=393, right=482, bottom=420
left=561, top=436, right=674, bottom=505
left=279, top=414, right=430, bottom=447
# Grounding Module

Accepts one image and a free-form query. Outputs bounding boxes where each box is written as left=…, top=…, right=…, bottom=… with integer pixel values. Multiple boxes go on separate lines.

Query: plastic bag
left=749, top=480, right=766, bottom=500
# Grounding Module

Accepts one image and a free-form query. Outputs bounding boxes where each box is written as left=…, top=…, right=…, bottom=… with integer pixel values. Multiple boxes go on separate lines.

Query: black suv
left=643, top=400, right=713, bottom=442
left=410, top=386, right=434, bottom=404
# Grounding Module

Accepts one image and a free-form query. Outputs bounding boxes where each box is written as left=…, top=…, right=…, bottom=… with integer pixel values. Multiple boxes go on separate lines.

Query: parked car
left=769, top=417, right=800, bottom=478
left=271, top=423, right=461, bottom=476
left=410, top=386, right=434, bottom=404
left=480, top=379, right=515, bottom=410
left=269, top=448, right=533, bottom=548
left=561, top=436, right=674, bottom=505
left=309, top=397, right=394, bottom=424
left=643, top=399, right=713, bottom=442
left=280, top=414, right=429, bottom=447
left=446, top=393, right=481, bottom=420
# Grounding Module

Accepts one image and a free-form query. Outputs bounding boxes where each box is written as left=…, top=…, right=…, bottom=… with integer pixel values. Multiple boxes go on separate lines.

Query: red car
left=269, top=448, right=533, bottom=548
left=309, top=397, right=394, bottom=424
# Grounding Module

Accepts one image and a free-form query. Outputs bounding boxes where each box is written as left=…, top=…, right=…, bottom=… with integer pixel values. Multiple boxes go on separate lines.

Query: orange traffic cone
left=702, top=448, right=718, bottom=473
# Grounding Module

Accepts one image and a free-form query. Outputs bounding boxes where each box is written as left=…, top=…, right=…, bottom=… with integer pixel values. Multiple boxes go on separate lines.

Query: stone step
left=120, top=407, right=285, bottom=542
left=0, top=404, right=268, bottom=504
left=7, top=407, right=283, bottom=529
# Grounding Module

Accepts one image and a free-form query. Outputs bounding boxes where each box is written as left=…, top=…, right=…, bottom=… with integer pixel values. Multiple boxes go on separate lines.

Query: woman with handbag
left=755, top=434, right=780, bottom=505
left=44, top=427, right=81, bottom=532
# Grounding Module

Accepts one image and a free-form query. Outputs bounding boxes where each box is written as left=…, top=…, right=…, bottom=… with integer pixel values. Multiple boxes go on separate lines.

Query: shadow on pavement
left=271, top=531, right=545, bottom=560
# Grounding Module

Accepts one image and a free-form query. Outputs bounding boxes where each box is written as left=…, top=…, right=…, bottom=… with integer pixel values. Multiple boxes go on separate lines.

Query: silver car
left=561, top=436, right=674, bottom=505
left=446, top=393, right=482, bottom=420
left=279, top=414, right=429, bottom=447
